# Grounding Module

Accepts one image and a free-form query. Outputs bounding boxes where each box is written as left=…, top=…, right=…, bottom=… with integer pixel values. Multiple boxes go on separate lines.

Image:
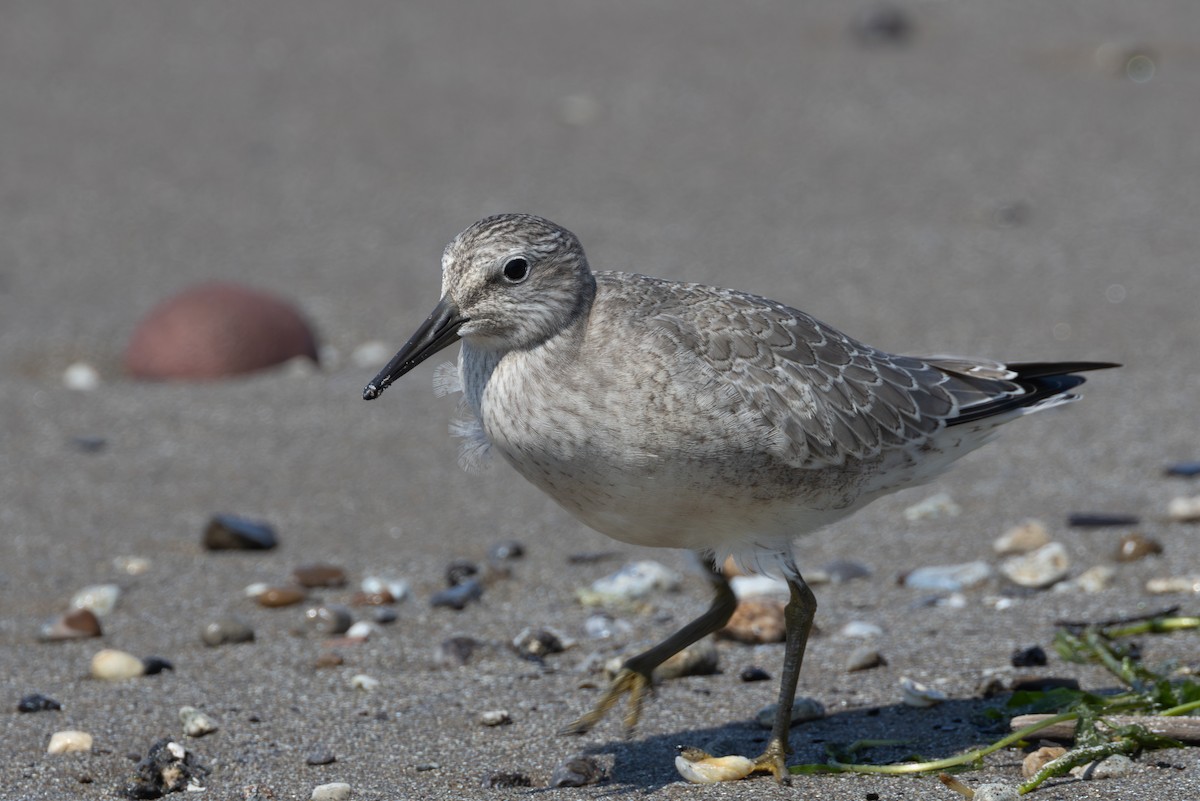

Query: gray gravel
left=3, top=2, right=1199, bottom=799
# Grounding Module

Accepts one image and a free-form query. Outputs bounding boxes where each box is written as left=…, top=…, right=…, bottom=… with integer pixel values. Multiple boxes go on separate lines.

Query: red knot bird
left=363, top=213, right=1116, bottom=782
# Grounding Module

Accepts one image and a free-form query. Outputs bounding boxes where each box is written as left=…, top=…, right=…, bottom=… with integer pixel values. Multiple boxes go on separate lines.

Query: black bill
left=362, top=297, right=468, bottom=400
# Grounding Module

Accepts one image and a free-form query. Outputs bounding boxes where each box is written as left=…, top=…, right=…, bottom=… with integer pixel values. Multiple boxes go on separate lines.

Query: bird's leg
left=750, top=566, right=817, bottom=782
left=560, top=558, right=737, bottom=736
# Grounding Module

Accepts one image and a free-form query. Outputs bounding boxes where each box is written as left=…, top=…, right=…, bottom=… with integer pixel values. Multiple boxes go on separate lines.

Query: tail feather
left=944, top=361, right=1119, bottom=427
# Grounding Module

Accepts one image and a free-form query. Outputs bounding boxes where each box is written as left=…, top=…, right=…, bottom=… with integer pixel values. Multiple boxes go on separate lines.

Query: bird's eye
left=502, top=257, right=530, bottom=283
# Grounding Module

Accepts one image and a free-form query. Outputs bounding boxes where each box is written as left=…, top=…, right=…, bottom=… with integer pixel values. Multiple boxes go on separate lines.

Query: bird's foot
left=751, top=737, right=790, bottom=783
left=559, top=666, right=653, bottom=736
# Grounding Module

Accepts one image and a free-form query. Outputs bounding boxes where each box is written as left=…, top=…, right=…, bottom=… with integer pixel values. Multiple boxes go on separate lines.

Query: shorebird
left=363, top=213, right=1115, bottom=782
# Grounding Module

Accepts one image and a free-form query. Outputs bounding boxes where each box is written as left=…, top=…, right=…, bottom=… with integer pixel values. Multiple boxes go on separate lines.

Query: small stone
left=204, top=514, right=278, bottom=550
left=179, top=706, right=219, bottom=737
left=304, top=605, right=353, bottom=636
left=1168, top=496, right=1200, bottom=523
left=481, top=772, right=532, bottom=788
left=63, top=362, right=100, bottom=391
left=292, top=564, right=347, bottom=588
left=345, top=621, right=379, bottom=640
left=655, top=638, right=719, bottom=680
left=445, top=559, right=480, bottom=586
left=39, top=608, right=103, bottom=641
left=846, top=647, right=887, bottom=672
left=201, top=617, right=255, bottom=646
left=430, top=579, right=482, bottom=610
left=479, top=709, right=511, bottom=726
left=850, top=4, right=913, bottom=47
left=71, top=434, right=108, bottom=453
left=1165, top=461, right=1200, bottom=477
left=1068, top=512, right=1140, bottom=528
left=350, top=590, right=394, bottom=606
left=124, top=738, right=209, bottom=798
left=1070, top=753, right=1135, bottom=780
left=47, top=730, right=93, bottom=754
left=1146, top=575, right=1200, bottom=594
left=1054, top=565, right=1116, bottom=594
left=579, top=560, right=682, bottom=604
left=18, top=693, right=62, bottom=713
left=675, top=750, right=755, bottom=783
left=360, top=576, right=410, bottom=602
left=70, top=583, right=121, bottom=617
left=822, top=559, right=872, bottom=584
left=900, top=676, right=947, bottom=707
left=739, top=665, right=771, bottom=682
left=756, top=696, right=825, bottom=728
left=1000, top=542, right=1070, bottom=589
left=1011, top=645, right=1048, bottom=667
left=583, top=612, right=632, bottom=640
left=550, top=754, right=603, bottom=787
left=256, top=586, right=306, bottom=607
left=1022, top=746, right=1067, bottom=778
left=114, top=556, right=152, bottom=575
left=993, top=520, right=1050, bottom=555
left=511, top=627, right=567, bottom=660
left=313, top=652, right=344, bottom=669
left=372, top=607, right=398, bottom=625
left=839, top=620, right=883, bottom=639
left=141, top=656, right=174, bottom=675
left=91, top=649, right=145, bottom=680
left=903, top=561, right=993, bottom=592
left=974, top=783, right=1020, bottom=801
left=437, top=636, right=480, bottom=666
left=718, top=598, right=786, bottom=643
left=349, top=674, right=379, bottom=692
left=310, top=782, right=351, bottom=801
left=305, top=747, right=336, bottom=766
left=903, top=492, right=960, bottom=521
left=1114, top=533, right=1163, bottom=562
left=489, top=540, right=525, bottom=561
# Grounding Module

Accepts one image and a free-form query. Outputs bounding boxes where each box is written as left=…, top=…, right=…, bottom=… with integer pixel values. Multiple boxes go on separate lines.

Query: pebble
left=71, top=434, right=107, bottom=453
left=124, top=282, right=318, bottom=380
left=18, top=693, right=62, bottom=713
left=839, top=620, right=883, bottom=639
left=313, top=652, right=344, bottom=669
left=479, top=709, right=511, bottom=726
left=900, top=676, right=947, bottom=707
left=305, top=747, right=336, bottom=766
left=201, top=617, right=255, bottom=646
left=361, top=576, right=410, bottom=603
left=349, top=674, right=379, bottom=692
left=47, top=730, right=93, bottom=754
left=729, top=574, right=790, bottom=598
left=1010, top=645, right=1048, bottom=667
left=675, top=750, right=755, bottom=783
left=350, top=590, right=393, bottom=606
left=142, top=656, right=174, bottom=675
left=488, top=540, right=525, bottom=561
left=846, top=647, right=887, bottom=672
left=583, top=612, right=633, bottom=640
left=993, top=520, right=1050, bottom=555
left=739, top=665, right=771, bottom=682
left=124, top=738, right=209, bottom=798
left=114, top=555, right=152, bottom=575
left=179, top=706, right=219, bottom=737
left=1165, top=461, right=1200, bottom=477
left=204, top=515, right=278, bottom=550
left=304, top=605, right=353, bottom=636
left=481, top=772, right=532, bottom=789
left=1022, top=745, right=1067, bottom=778
left=1000, top=542, right=1070, bottom=589
left=1070, top=754, right=1136, bottom=780
left=430, top=579, right=482, bottom=610
left=1054, top=565, right=1116, bottom=594
left=1167, top=496, right=1200, bottom=523
left=39, top=608, right=103, bottom=641
left=654, top=638, right=719, bottom=680
left=372, top=607, right=398, bottom=625
left=717, top=598, right=786, bottom=643
left=63, top=361, right=101, bottom=391
left=579, top=560, right=682, bottom=604
left=1068, top=512, right=1140, bottom=528
left=256, top=586, right=307, bottom=607
left=822, top=559, right=872, bottom=584
left=850, top=4, right=913, bottom=47
left=550, top=754, right=603, bottom=787
left=91, top=648, right=145, bottom=680
left=1114, top=533, right=1163, bottom=562
left=293, top=564, right=347, bottom=588
left=903, top=560, right=993, bottom=592
left=345, top=621, right=379, bottom=640
left=310, top=782, right=352, bottom=801
left=1146, top=575, right=1200, bottom=594
left=437, top=636, right=480, bottom=666
left=445, top=559, right=480, bottom=586
left=903, top=492, right=960, bottom=521
left=974, top=783, right=1020, bottom=801
left=511, top=627, right=567, bottom=660
left=70, top=583, right=121, bottom=617
left=755, top=696, right=825, bottom=728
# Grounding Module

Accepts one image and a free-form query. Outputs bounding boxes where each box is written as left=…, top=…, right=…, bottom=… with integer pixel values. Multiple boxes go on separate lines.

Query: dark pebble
left=551, top=755, right=603, bottom=788
left=305, top=747, right=336, bottom=766
left=446, top=559, right=480, bottom=587
left=512, top=627, right=566, bottom=660
left=482, top=772, right=532, bottom=789
left=123, top=739, right=209, bottom=800
left=823, top=559, right=872, bottom=584
left=1010, top=645, right=1048, bottom=668
left=372, top=607, right=398, bottom=625
left=292, top=563, right=347, bottom=588
left=141, top=657, right=174, bottom=675
left=489, top=540, right=525, bottom=561
left=1011, top=676, right=1080, bottom=693
left=1114, top=533, right=1164, bottom=562
left=17, top=693, right=62, bottom=713
left=71, top=435, right=108, bottom=453
left=203, top=514, right=278, bottom=550
left=1166, top=461, right=1200, bottom=477
left=201, top=617, right=255, bottom=647
left=1067, top=512, right=1140, bottom=528
left=431, top=578, right=482, bottom=610
left=304, top=604, right=353, bottom=636
left=438, top=636, right=481, bottom=666
left=739, top=666, right=771, bottom=683
left=850, top=4, right=912, bottom=46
